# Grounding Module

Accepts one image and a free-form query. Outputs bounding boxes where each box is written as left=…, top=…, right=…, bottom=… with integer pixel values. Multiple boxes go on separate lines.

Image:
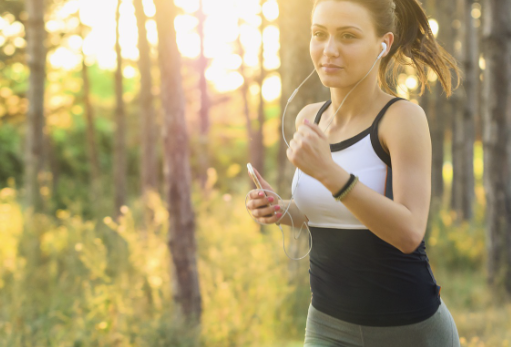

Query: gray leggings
left=304, top=298, right=460, bottom=347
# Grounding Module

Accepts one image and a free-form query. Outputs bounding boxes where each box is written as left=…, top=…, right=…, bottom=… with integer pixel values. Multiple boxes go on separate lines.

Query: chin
left=319, top=76, right=351, bottom=89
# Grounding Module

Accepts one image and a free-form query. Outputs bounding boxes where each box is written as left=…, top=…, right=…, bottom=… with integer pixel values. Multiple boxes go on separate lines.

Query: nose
left=323, top=35, right=339, bottom=58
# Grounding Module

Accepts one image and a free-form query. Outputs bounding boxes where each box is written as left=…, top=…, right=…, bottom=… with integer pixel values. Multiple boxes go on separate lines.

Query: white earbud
left=378, top=42, right=387, bottom=60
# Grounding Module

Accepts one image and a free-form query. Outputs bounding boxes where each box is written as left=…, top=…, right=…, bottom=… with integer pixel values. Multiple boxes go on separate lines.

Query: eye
left=313, top=31, right=325, bottom=38
left=341, top=33, right=355, bottom=39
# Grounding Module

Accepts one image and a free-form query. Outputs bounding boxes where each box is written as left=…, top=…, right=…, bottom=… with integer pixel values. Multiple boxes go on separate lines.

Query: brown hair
left=311, top=0, right=462, bottom=97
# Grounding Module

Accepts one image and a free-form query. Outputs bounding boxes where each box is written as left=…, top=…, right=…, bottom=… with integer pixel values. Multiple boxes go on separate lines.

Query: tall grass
left=0, top=167, right=510, bottom=346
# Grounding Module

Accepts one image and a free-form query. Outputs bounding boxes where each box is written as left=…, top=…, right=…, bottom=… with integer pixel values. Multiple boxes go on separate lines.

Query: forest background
left=0, top=0, right=510, bottom=346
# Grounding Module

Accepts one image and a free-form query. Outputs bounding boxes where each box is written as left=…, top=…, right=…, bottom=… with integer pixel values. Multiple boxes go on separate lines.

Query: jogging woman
left=246, top=0, right=462, bottom=345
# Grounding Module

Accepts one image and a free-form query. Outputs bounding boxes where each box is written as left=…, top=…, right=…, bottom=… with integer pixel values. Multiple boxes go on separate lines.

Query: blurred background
left=0, top=0, right=510, bottom=345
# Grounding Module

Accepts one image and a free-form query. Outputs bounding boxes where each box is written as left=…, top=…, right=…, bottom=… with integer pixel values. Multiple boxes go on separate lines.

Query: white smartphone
left=247, top=163, right=264, bottom=191
left=247, top=163, right=281, bottom=224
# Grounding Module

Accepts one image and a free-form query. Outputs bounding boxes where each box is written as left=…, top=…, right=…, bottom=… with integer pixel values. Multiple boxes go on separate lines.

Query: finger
left=249, top=189, right=264, bottom=200
left=304, top=119, right=327, bottom=139
left=260, top=212, right=283, bottom=224
left=298, top=123, right=317, bottom=139
left=253, top=205, right=277, bottom=218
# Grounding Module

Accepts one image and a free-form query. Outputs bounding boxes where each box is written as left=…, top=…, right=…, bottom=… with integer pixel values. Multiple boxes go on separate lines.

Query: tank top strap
left=314, top=100, right=332, bottom=125
left=369, top=97, right=406, bottom=168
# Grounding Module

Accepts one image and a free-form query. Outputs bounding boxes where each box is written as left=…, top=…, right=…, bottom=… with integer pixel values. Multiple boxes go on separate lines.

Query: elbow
left=400, top=229, right=423, bottom=254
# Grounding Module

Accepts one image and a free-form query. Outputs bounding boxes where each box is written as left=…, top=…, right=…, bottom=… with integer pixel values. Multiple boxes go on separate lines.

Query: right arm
left=276, top=199, right=309, bottom=227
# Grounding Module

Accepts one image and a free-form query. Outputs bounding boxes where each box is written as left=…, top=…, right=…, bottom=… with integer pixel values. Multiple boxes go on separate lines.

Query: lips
left=321, top=64, right=343, bottom=74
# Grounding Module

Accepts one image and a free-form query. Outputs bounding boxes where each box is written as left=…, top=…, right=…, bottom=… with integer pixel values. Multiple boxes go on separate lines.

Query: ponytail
left=382, top=0, right=461, bottom=97
left=311, top=0, right=462, bottom=97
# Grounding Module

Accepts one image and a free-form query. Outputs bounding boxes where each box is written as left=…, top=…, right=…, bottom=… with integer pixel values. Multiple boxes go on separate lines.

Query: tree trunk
left=254, top=2, right=267, bottom=180
left=80, top=24, right=101, bottom=211
left=451, top=0, right=475, bottom=223
left=154, top=0, right=202, bottom=326
left=460, top=0, right=477, bottom=221
left=422, top=0, right=444, bottom=226
left=134, top=0, right=158, bottom=229
left=114, top=0, right=127, bottom=218
left=435, top=0, right=455, bottom=219
left=197, top=0, right=211, bottom=191
left=277, top=0, right=329, bottom=197
left=277, top=0, right=330, bottom=279
left=481, top=0, right=511, bottom=294
left=24, top=0, right=47, bottom=212
left=235, top=19, right=257, bottom=186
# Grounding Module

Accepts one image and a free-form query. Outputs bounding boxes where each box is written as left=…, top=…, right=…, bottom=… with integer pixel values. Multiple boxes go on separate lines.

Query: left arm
left=319, top=102, right=432, bottom=254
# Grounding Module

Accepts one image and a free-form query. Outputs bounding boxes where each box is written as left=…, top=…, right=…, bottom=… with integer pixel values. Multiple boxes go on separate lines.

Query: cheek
left=310, top=41, right=323, bottom=62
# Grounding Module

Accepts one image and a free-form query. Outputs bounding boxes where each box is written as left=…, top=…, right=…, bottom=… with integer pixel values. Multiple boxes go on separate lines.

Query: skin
left=247, top=1, right=432, bottom=254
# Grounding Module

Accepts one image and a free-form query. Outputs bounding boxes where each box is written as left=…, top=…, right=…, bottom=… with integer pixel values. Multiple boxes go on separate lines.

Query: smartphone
left=247, top=163, right=277, bottom=220
left=247, top=163, right=264, bottom=191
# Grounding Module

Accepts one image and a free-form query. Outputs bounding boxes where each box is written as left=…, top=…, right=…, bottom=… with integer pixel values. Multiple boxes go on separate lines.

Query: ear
left=382, top=32, right=394, bottom=57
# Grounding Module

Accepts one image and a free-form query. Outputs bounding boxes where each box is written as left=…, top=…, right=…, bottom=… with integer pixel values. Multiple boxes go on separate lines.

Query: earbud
left=378, top=42, right=387, bottom=60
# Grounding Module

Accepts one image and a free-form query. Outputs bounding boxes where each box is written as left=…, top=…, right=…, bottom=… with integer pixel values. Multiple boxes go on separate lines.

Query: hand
left=246, top=167, right=282, bottom=224
left=286, top=119, right=334, bottom=179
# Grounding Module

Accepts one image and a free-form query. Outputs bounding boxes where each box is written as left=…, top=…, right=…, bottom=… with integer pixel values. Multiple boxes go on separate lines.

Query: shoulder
left=379, top=99, right=430, bottom=155
left=295, top=101, right=328, bottom=131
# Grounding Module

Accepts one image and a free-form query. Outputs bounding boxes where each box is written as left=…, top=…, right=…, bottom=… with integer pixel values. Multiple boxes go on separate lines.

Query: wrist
left=318, top=163, right=351, bottom=195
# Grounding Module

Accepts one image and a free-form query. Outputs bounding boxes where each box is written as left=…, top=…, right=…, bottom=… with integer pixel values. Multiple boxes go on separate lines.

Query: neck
left=327, top=76, right=384, bottom=128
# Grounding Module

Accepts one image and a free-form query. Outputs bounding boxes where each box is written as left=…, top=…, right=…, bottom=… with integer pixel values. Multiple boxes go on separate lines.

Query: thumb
left=253, top=167, right=271, bottom=189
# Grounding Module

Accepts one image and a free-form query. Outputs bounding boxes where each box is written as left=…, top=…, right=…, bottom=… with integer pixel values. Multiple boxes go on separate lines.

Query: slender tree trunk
left=435, top=0, right=455, bottom=219
left=114, top=0, right=127, bottom=218
left=277, top=0, right=329, bottom=197
left=197, top=0, right=210, bottom=190
left=154, top=0, right=202, bottom=326
left=80, top=24, right=101, bottom=211
left=481, top=0, right=511, bottom=294
left=235, top=19, right=256, bottom=184
left=422, top=0, right=444, bottom=225
left=134, top=0, right=157, bottom=229
left=277, top=0, right=330, bottom=279
left=451, top=0, right=475, bottom=223
left=25, top=0, right=47, bottom=212
left=254, top=2, right=267, bottom=180
left=450, top=0, right=465, bottom=220
left=460, top=0, right=477, bottom=221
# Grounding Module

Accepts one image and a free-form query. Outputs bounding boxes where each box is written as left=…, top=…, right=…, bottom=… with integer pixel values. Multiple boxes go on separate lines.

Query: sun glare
left=262, top=74, right=281, bottom=102
left=429, top=19, right=439, bottom=38
left=37, top=0, right=281, bottom=97
left=262, top=1, right=279, bottom=21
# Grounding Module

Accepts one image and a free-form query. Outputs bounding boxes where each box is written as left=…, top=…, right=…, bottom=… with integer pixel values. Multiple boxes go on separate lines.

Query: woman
left=246, top=0, right=461, bottom=345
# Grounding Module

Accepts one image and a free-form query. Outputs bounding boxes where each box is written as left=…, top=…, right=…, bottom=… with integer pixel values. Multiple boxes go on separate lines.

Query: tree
left=24, top=0, right=47, bottom=212
left=429, top=0, right=454, bottom=217
left=277, top=0, right=330, bottom=277
left=253, top=0, right=268, bottom=180
left=451, top=0, right=476, bottom=222
left=196, top=0, right=211, bottom=190
left=114, top=0, right=127, bottom=218
left=276, top=0, right=329, bottom=196
left=154, top=0, right=202, bottom=326
left=134, top=0, right=158, bottom=228
left=80, top=23, right=101, bottom=211
left=481, top=0, right=511, bottom=294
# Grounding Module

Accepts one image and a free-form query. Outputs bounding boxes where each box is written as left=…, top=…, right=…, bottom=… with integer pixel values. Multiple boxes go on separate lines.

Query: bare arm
left=316, top=101, right=432, bottom=254
left=276, top=199, right=309, bottom=227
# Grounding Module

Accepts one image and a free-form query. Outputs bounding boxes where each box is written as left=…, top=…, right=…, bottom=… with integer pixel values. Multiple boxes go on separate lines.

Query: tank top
left=292, top=97, right=442, bottom=327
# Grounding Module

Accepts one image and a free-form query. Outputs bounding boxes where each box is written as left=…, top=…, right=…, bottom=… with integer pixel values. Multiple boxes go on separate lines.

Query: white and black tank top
left=291, top=97, right=442, bottom=327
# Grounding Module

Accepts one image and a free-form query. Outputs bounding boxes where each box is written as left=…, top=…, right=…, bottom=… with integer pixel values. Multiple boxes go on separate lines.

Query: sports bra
left=291, top=97, right=402, bottom=228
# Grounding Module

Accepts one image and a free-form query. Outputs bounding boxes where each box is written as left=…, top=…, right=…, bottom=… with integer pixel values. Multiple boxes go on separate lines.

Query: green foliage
left=0, top=123, right=23, bottom=187
left=0, top=182, right=311, bottom=346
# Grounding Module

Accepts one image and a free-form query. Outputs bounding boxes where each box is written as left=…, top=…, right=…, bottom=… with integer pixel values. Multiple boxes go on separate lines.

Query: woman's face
left=310, top=1, right=383, bottom=88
